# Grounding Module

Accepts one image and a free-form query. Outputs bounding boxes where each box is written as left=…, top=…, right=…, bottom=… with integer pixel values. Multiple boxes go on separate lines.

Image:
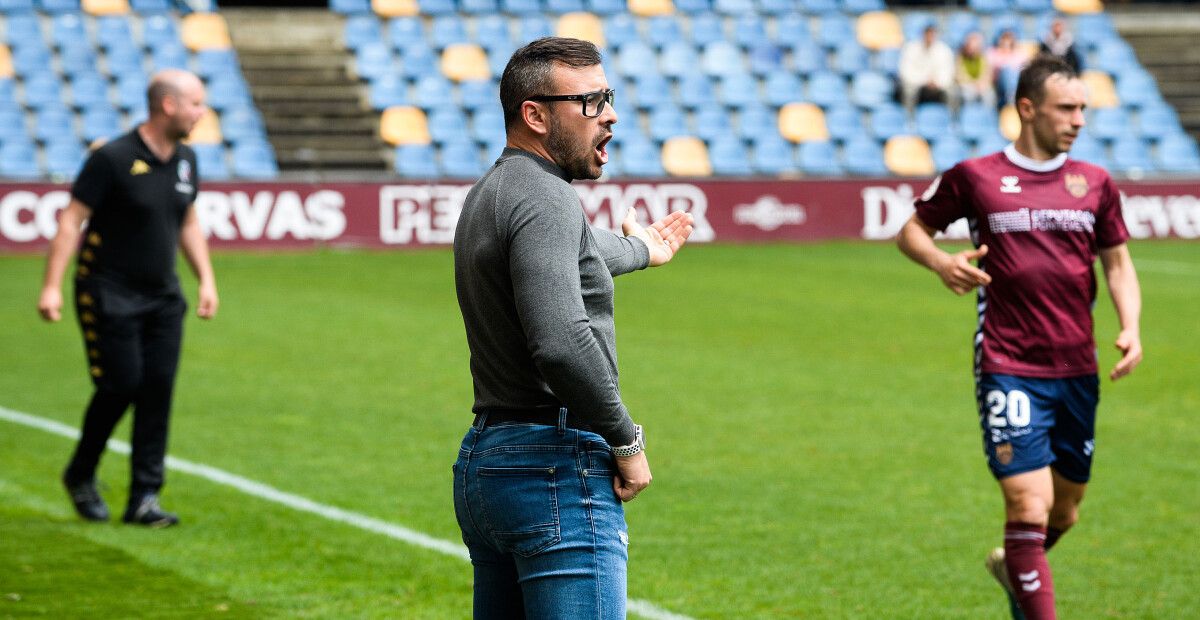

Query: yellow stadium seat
left=856, top=11, right=904, bottom=50
left=1053, top=0, right=1103, bottom=14
left=380, top=106, right=431, bottom=145
left=628, top=0, right=673, bottom=17
left=0, top=45, right=12, bottom=79
left=884, top=135, right=935, bottom=177
left=999, top=104, right=1021, bottom=141
left=1080, top=70, right=1119, bottom=109
left=181, top=13, right=232, bottom=51
left=778, top=102, right=830, bottom=143
left=661, top=136, right=712, bottom=177
left=186, top=109, right=223, bottom=145
left=442, top=44, right=490, bottom=82
left=557, top=12, right=606, bottom=48
left=82, top=0, right=130, bottom=15
left=374, top=0, right=418, bottom=17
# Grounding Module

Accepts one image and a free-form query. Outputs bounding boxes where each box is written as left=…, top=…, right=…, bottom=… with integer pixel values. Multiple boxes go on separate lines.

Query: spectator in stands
left=1040, top=16, right=1082, bottom=73
left=957, top=32, right=997, bottom=110
left=899, top=22, right=957, bottom=117
left=988, top=29, right=1032, bottom=104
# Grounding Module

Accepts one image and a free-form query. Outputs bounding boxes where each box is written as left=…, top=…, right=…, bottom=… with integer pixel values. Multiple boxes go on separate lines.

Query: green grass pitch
left=1, top=241, right=1197, bottom=618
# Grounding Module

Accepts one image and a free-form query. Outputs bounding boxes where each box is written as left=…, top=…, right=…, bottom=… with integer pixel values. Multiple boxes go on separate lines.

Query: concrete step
left=275, top=148, right=389, bottom=170
left=255, top=99, right=371, bottom=116
left=270, top=134, right=383, bottom=150
left=238, top=53, right=349, bottom=71
left=265, top=116, right=379, bottom=134
left=242, top=67, right=353, bottom=85
left=223, top=8, right=344, bottom=53
left=252, top=84, right=363, bottom=103
left=1158, top=82, right=1200, bottom=98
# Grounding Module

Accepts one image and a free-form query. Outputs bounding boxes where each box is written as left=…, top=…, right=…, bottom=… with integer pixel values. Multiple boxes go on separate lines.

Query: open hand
left=622, top=209, right=694, bottom=267
left=936, top=244, right=992, bottom=295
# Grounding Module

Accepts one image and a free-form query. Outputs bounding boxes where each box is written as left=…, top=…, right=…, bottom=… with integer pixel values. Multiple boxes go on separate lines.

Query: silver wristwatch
left=611, top=425, right=645, bottom=457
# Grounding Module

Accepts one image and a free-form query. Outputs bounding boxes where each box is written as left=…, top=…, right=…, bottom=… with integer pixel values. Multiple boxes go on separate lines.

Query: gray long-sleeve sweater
left=453, top=148, right=650, bottom=446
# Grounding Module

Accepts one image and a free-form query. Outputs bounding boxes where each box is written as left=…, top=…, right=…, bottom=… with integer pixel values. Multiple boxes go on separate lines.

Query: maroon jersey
left=914, top=145, right=1130, bottom=378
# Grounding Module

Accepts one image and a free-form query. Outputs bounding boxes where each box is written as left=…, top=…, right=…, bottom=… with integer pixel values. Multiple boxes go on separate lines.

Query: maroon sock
left=1044, top=526, right=1065, bottom=551
left=1004, top=522, right=1056, bottom=620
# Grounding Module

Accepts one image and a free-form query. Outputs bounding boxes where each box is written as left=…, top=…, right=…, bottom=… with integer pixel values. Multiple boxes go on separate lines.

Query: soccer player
left=452, top=38, right=693, bottom=618
left=37, top=70, right=218, bottom=528
left=896, top=55, right=1142, bottom=619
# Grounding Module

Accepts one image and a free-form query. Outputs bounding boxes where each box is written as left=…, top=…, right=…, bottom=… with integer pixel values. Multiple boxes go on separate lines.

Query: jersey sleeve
left=70, top=148, right=115, bottom=213
left=913, top=165, right=968, bottom=232
left=1095, top=175, right=1130, bottom=249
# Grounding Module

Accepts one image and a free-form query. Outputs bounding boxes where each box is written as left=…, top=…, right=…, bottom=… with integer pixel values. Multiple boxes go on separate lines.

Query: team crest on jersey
left=176, top=160, right=194, bottom=193
left=996, top=443, right=1014, bottom=465
left=1064, top=173, right=1088, bottom=198
left=130, top=159, right=150, bottom=175
left=999, top=176, right=1022, bottom=194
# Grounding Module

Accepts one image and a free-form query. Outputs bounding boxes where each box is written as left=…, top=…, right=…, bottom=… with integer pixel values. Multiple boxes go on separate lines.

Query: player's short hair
left=1015, top=54, right=1079, bottom=105
left=146, top=79, right=180, bottom=114
left=500, top=37, right=602, bottom=131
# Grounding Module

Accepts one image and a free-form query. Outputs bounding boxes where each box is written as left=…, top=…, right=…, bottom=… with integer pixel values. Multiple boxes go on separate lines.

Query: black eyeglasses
left=526, top=89, right=615, bottom=118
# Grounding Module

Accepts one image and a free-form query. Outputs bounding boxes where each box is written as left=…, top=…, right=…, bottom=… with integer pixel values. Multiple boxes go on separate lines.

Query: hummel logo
left=1019, top=570, right=1042, bottom=592
left=1000, top=176, right=1022, bottom=193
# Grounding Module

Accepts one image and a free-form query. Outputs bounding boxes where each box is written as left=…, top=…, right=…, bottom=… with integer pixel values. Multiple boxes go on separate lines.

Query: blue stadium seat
left=231, top=141, right=279, bottom=179
left=944, top=13, right=980, bottom=49
left=677, top=73, right=715, bottom=109
left=989, top=15, right=1030, bottom=41
left=1115, top=70, right=1159, bottom=109
left=501, top=0, right=543, bottom=16
left=440, top=140, right=484, bottom=178
left=193, top=144, right=230, bottom=181
left=1067, top=131, right=1108, bottom=167
left=709, top=135, right=752, bottom=175
left=690, top=13, right=725, bottom=47
left=397, top=42, right=438, bottom=81
left=461, top=0, right=498, bottom=13
left=44, top=138, right=85, bottom=177
left=470, top=106, right=504, bottom=143
left=1136, top=104, right=1180, bottom=141
left=70, top=73, right=110, bottom=109
left=482, top=135, right=506, bottom=163
left=388, top=17, right=423, bottom=47
left=816, top=13, right=853, bottom=50
left=751, top=134, right=796, bottom=175
left=585, top=0, right=624, bottom=15
left=195, top=49, right=240, bottom=80
left=37, top=0, right=80, bottom=14
left=714, top=0, right=752, bottom=14
left=736, top=103, right=775, bottom=140
left=0, top=108, right=29, bottom=143
left=343, top=15, right=382, bottom=51
left=833, top=41, right=869, bottom=76
left=218, top=105, right=266, bottom=141
left=1154, top=133, right=1200, bottom=174
left=330, top=0, right=371, bottom=14
left=659, top=41, right=698, bottom=79
left=1073, top=13, right=1119, bottom=52
left=4, top=13, right=42, bottom=46
left=849, top=70, right=892, bottom=108
left=130, top=0, right=171, bottom=12
left=774, top=14, right=812, bottom=47
left=413, top=75, right=454, bottom=110
left=104, top=44, right=145, bottom=76
left=719, top=73, right=758, bottom=109
left=114, top=73, right=146, bottom=110
left=693, top=106, right=732, bottom=142
left=1110, top=136, right=1154, bottom=174
left=841, top=0, right=884, bottom=15
left=932, top=136, right=967, bottom=170
left=873, top=48, right=900, bottom=77
left=798, top=140, right=843, bottom=175
left=915, top=103, right=951, bottom=142
left=757, top=0, right=794, bottom=16
left=631, top=72, right=669, bottom=109
left=703, top=41, right=746, bottom=77
left=869, top=103, right=907, bottom=140
left=0, top=140, right=40, bottom=179
left=0, top=0, right=34, bottom=11
left=806, top=71, right=846, bottom=108
left=648, top=104, right=688, bottom=141
left=975, top=131, right=1009, bottom=156
left=618, top=41, right=655, bottom=77
left=675, top=0, right=710, bottom=13
left=151, top=42, right=190, bottom=71
left=206, top=76, right=253, bottom=111
left=1089, top=107, right=1128, bottom=142
left=369, top=75, right=408, bottom=110
left=799, top=0, right=837, bottom=13
left=60, top=44, right=100, bottom=78
left=12, top=43, right=53, bottom=76
left=517, top=16, right=553, bottom=43
left=487, top=44, right=515, bottom=76
left=474, top=15, right=511, bottom=51
left=458, top=79, right=497, bottom=112
left=621, top=136, right=665, bottom=177
left=732, top=14, right=766, bottom=48
left=747, top=42, right=783, bottom=77
left=789, top=40, right=825, bottom=75
left=428, top=107, right=468, bottom=144
left=431, top=16, right=469, bottom=49
left=764, top=72, right=803, bottom=107
left=34, top=107, right=74, bottom=142
left=23, top=74, right=63, bottom=109
left=50, top=13, right=86, bottom=49
left=141, top=15, right=180, bottom=48
left=1094, top=40, right=1139, bottom=75
left=605, top=15, right=640, bottom=50
left=1012, top=0, right=1051, bottom=12
left=958, top=103, right=996, bottom=142
left=967, top=0, right=1008, bottom=14
left=646, top=16, right=682, bottom=49
left=0, top=79, right=15, bottom=105
left=394, top=144, right=439, bottom=177
left=546, top=0, right=584, bottom=13
left=420, top=0, right=457, bottom=16
left=902, top=12, right=935, bottom=42
left=824, top=104, right=860, bottom=142
left=842, top=134, right=886, bottom=175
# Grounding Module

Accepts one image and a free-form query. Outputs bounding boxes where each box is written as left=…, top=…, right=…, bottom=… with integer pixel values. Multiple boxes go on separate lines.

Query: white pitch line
left=1132, top=259, right=1200, bottom=276
left=0, top=405, right=694, bottom=620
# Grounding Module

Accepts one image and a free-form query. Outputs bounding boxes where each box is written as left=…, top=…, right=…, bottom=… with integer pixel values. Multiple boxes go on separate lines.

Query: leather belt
left=474, top=407, right=595, bottom=433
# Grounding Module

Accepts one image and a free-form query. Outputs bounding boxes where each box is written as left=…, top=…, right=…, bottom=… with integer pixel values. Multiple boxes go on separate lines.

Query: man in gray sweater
left=452, top=37, right=694, bottom=619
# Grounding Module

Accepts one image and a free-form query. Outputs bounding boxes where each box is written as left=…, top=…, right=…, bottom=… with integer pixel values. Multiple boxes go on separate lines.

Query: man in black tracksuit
left=38, top=70, right=218, bottom=527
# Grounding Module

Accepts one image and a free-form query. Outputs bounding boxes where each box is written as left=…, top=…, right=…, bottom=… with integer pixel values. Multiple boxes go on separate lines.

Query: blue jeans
left=453, top=410, right=628, bottom=619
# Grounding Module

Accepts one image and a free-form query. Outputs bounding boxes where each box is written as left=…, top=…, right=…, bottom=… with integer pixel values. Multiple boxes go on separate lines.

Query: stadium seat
left=751, top=134, right=796, bottom=175
left=1013, top=0, right=1051, bottom=11
left=975, top=131, right=1009, bottom=156
left=869, top=103, right=907, bottom=140
left=632, top=72, right=669, bottom=109
left=1073, top=13, right=1118, bottom=50
left=231, top=141, right=279, bottom=179
left=931, top=136, right=967, bottom=170
left=799, top=0, right=837, bottom=13
left=114, top=72, right=146, bottom=110
left=419, top=0, right=458, bottom=15
left=34, top=107, right=74, bottom=142
left=374, top=0, right=419, bottom=17
left=440, top=140, right=484, bottom=178
left=430, top=16, right=469, bottom=49
left=884, top=135, right=935, bottom=176
left=1089, top=107, right=1128, bottom=141
left=604, top=15, right=639, bottom=50
left=412, top=74, right=454, bottom=110
left=747, top=42, right=784, bottom=77
left=798, top=140, right=843, bottom=175
left=693, top=106, right=732, bottom=142
left=1067, top=130, right=1108, bottom=166
left=486, top=44, right=515, bottom=76
left=690, top=13, right=725, bottom=47
left=470, top=106, right=504, bottom=143
left=708, top=135, right=751, bottom=176
left=458, top=79, right=497, bottom=112
left=51, top=14, right=87, bottom=48
left=732, top=15, right=767, bottom=48
left=192, top=144, right=230, bottom=180
left=943, top=13, right=979, bottom=49
left=354, top=42, right=393, bottom=81
left=1154, top=133, right=1200, bottom=173
left=181, top=13, right=232, bottom=51
left=737, top=103, right=776, bottom=141
left=387, top=16, right=422, bottom=45
left=343, top=15, right=382, bottom=51
left=0, top=139, right=39, bottom=178
left=0, top=108, right=29, bottom=143
left=856, top=11, right=903, bottom=51
left=956, top=103, right=995, bottom=143
left=842, top=134, right=887, bottom=175
left=557, top=12, right=605, bottom=48
left=1053, top=0, right=1102, bottom=14
left=659, top=41, right=699, bottom=79
left=37, top=0, right=81, bottom=14
left=778, top=102, right=829, bottom=143
left=833, top=40, right=870, bottom=76
left=999, top=104, right=1020, bottom=141
left=517, top=16, right=553, bottom=43
left=195, top=49, right=240, bottom=80
left=23, top=74, right=63, bottom=110
left=790, top=40, right=825, bottom=75
left=1080, top=70, right=1119, bottom=109
left=648, top=104, right=688, bottom=141
left=70, top=73, right=110, bottom=109
left=674, top=0, right=708, bottom=12
left=677, top=73, right=715, bottom=109
left=806, top=71, right=847, bottom=108
left=848, top=70, right=893, bottom=108
left=140, top=15, right=179, bottom=48
left=757, top=0, right=793, bottom=15
left=501, top=0, right=543, bottom=16
left=713, top=0, right=751, bottom=14
left=842, top=0, right=884, bottom=15
left=764, top=72, right=803, bottom=107
left=104, top=44, right=143, bottom=77
left=217, top=105, right=265, bottom=141
left=380, top=105, right=430, bottom=145
left=187, top=109, right=222, bottom=145
left=441, top=44, right=490, bottom=82
left=13, top=44, right=53, bottom=76
left=628, top=0, right=672, bottom=17
left=968, top=0, right=1008, bottom=14
left=619, top=136, right=663, bottom=176
left=0, top=0, right=34, bottom=10
left=473, top=16, right=511, bottom=52
left=207, top=76, right=252, bottom=111
left=662, top=135, right=711, bottom=176
left=719, top=73, right=759, bottom=109
left=82, top=0, right=128, bottom=14
left=427, top=107, right=467, bottom=144
left=330, top=0, right=372, bottom=13
left=0, top=78, right=16, bottom=105
left=774, top=14, right=813, bottom=48
left=816, top=14, right=854, bottom=50
left=398, top=42, right=438, bottom=81
left=547, top=0, right=585, bottom=13
left=460, top=0, right=497, bottom=11
left=901, top=12, right=934, bottom=42
left=1093, top=40, right=1139, bottom=75
left=1115, top=70, right=1159, bottom=108
left=1136, top=105, right=1181, bottom=141
left=824, top=104, right=860, bottom=142
left=394, top=143, right=438, bottom=177
left=1110, top=136, right=1154, bottom=174
left=585, top=0, right=623, bottom=14
left=129, top=0, right=169, bottom=10
left=914, top=103, right=951, bottom=142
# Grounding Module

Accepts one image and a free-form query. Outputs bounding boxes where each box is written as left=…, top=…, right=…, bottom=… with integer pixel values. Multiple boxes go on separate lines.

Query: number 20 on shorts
left=986, top=389, right=1031, bottom=428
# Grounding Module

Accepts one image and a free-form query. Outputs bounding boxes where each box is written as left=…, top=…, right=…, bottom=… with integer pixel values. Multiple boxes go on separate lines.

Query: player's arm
left=38, top=199, right=92, bottom=322
left=1099, top=243, right=1142, bottom=381
left=179, top=205, right=218, bottom=320
left=620, top=208, right=693, bottom=268
left=896, top=214, right=991, bottom=295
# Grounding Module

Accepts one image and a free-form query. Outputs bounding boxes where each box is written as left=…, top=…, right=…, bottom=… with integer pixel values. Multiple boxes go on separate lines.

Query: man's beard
left=546, top=116, right=602, bottom=181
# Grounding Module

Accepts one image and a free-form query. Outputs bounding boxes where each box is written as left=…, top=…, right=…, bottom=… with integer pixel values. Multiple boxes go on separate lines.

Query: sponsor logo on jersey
left=1065, top=173, right=1088, bottom=198
left=130, top=160, right=150, bottom=175
left=999, top=176, right=1022, bottom=194
left=996, top=442, right=1014, bottom=465
left=176, top=160, right=194, bottom=194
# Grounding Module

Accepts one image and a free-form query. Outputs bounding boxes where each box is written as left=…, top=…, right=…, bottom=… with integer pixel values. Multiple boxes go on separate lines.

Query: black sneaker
left=62, top=474, right=109, bottom=522
left=122, top=494, right=179, bottom=528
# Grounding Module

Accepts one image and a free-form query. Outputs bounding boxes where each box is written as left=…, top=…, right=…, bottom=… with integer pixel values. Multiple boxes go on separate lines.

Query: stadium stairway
left=1114, top=8, right=1200, bottom=142
left=224, top=9, right=388, bottom=175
